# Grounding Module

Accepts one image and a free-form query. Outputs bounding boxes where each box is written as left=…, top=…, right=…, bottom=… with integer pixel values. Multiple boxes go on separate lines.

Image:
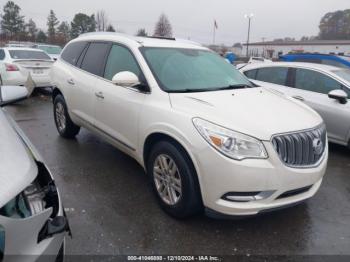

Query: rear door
left=60, top=41, right=111, bottom=126
left=290, top=68, right=350, bottom=144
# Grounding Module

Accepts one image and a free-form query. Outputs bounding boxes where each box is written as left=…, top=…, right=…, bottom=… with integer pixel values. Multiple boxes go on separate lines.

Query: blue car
left=280, top=53, right=350, bottom=69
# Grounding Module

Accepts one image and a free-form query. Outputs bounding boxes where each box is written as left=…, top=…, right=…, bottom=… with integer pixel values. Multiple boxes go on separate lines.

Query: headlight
left=193, top=118, right=267, bottom=160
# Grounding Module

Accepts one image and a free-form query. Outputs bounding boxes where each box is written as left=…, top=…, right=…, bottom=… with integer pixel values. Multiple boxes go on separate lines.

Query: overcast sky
left=1, top=0, right=349, bottom=45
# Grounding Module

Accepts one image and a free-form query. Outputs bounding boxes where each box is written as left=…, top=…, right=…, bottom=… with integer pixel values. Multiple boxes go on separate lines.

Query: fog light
left=222, top=191, right=275, bottom=202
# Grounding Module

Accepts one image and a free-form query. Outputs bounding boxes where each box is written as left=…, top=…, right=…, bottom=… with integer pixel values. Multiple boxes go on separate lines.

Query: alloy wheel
left=55, top=102, right=66, bottom=132
left=153, top=154, right=182, bottom=205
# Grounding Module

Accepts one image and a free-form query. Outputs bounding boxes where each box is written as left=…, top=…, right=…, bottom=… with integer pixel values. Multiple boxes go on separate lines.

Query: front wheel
left=53, top=95, right=80, bottom=139
left=147, top=141, right=203, bottom=218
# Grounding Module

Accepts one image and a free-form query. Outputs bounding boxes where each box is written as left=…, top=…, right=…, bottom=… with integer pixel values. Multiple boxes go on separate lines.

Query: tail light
left=5, top=63, right=19, bottom=71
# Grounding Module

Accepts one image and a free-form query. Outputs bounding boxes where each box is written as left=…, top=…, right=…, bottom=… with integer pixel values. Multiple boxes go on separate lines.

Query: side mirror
left=0, top=85, right=28, bottom=107
left=112, top=71, right=140, bottom=87
left=328, top=89, right=348, bottom=104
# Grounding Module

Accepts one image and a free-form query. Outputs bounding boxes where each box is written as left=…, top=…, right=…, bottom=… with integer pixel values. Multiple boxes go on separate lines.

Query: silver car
left=240, top=62, right=350, bottom=148
left=0, top=85, right=70, bottom=262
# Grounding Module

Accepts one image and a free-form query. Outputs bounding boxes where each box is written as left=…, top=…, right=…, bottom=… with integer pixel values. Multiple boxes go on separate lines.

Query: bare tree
left=153, top=13, right=172, bottom=38
left=96, top=10, right=108, bottom=31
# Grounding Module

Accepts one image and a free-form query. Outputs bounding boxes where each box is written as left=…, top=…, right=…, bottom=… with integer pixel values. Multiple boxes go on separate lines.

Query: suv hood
left=0, top=110, right=37, bottom=207
left=169, top=87, right=322, bottom=141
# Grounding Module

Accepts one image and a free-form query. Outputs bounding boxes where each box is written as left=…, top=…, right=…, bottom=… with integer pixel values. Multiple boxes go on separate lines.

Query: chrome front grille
left=272, top=125, right=327, bottom=167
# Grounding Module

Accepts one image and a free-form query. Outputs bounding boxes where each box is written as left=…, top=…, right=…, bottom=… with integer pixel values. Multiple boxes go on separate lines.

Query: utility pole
left=245, top=14, right=254, bottom=58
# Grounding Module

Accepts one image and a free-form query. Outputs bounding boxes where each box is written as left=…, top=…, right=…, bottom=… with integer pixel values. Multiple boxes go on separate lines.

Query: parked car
left=51, top=33, right=328, bottom=218
left=240, top=62, right=350, bottom=148
left=236, top=57, right=273, bottom=70
left=0, top=85, right=70, bottom=261
left=35, top=44, right=62, bottom=61
left=280, top=53, right=350, bottom=69
left=0, top=47, right=54, bottom=88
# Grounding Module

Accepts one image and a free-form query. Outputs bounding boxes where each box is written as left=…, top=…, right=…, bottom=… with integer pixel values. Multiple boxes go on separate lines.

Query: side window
left=244, top=69, right=257, bottom=79
left=295, top=69, right=343, bottom=94
left=255, top=67, right=288, bottom=85
left=81, top=42, right=111, bottom=76
left=104, top=44, right=141, bottom=81
left=321, top=59, right=348, bottom=69
left=61, top=41, right=87, bottom=65
left=0, top=49, right=5, bottom=60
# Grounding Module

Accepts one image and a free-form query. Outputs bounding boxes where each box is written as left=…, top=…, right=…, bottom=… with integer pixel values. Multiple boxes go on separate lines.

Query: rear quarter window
left=244, top=69, right=258, bottom=79
left=61, top=41, right=88, bottom=65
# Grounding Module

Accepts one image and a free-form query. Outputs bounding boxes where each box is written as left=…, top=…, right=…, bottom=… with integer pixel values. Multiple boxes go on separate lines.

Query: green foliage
left=70, top=13, right=96, bottom=38
left=319, top=10, right=350, bottom=40
left=136, top=28, right=147, bottom=37
left=47, top=10, right=59, bottom=40
left=37, top=30, right=47, bottom=43
left=1, top=1, right=25, bottom=37
left=26, top=18, right=38, bottom=40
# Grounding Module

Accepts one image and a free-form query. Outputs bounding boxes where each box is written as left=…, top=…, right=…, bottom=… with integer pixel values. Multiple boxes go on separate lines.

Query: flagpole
left=213, top=20, right=216, bottom=45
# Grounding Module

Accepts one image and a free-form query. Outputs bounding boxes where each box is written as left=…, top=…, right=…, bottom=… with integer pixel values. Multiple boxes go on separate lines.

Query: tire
left=55, top=242, right=64, bottom=262
left=53, top=94, right=80, bottom=139
left=147, top=140, right=203, bottom=218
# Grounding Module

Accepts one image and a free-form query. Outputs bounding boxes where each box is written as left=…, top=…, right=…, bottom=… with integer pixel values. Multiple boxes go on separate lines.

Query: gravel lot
left=5, top=93, right=350, bottom=259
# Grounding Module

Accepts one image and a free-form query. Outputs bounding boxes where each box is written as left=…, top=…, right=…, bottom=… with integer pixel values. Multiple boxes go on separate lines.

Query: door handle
left=67, top=79, right=75, bottom=85
left=95, top=91, right=105, bottom=99
left=293, top=96, right=305, bottom=101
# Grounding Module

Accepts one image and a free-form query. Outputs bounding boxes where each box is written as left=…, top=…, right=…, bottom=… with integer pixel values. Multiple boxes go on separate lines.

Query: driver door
left=93, top=43, right=147, bottom=152
left=289, top=68, right=350, bottom=144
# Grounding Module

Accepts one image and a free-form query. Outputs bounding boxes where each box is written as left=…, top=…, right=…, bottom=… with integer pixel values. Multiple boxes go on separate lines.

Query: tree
left=0, top=1, right=25, bottom=38
left=106, top=24, right=115, bottom=32
left=136, top=28, right=147, bottom=36
left=153, top=13, right=172, bottom=38
left=319, top=10, right=350, bottom=40
left=57, top=21, right=70, bottom=44
left=37, top=30, right=47, bottom=43
left=26, top=18, right=38, bottom=41
left=96, top=10, right=108, bottom=31
left=70, top=13, right=96, bottom=38
left=47, top=10, right=59, bottom=43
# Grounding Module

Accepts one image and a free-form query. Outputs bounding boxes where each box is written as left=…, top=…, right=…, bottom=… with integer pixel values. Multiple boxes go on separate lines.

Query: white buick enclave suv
left=50, top=33, right=328, bottom=218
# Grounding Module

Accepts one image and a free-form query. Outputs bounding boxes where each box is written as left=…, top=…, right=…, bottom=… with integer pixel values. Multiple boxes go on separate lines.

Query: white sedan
left=240, top=62, right=350, bottom=148
left=0, top=47, right=54, bottom=88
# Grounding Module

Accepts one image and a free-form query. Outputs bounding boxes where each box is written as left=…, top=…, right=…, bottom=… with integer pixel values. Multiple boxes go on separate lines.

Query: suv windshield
left=141, top=47, right=252, bottom=93
left=9, top=50, right=51, bottom=60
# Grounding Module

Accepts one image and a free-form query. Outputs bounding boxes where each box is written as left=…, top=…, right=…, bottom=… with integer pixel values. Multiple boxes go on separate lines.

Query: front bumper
left=0, top=205, right=66, bottom=262
left=193, top=140, right=328, bottom=217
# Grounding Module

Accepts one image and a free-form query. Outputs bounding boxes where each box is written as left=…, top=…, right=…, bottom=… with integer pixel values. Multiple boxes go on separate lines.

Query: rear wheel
left=53, top=95, right=80, bottom=138
left=55, top=242, right=64, bottom=262
left=147, top=141, right=202, bottom=218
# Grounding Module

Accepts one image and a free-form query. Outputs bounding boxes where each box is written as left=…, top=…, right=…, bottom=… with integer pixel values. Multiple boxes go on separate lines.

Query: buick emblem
left=312, top=138, right=323, bottom=155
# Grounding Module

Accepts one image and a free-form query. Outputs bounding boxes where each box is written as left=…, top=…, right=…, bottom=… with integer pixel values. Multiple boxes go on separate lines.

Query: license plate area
left=33, top=69, right=44, bottom=74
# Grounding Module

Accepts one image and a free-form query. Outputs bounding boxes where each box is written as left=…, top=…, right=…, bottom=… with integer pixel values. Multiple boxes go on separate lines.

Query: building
left=243, top=40, right=350, bottom=58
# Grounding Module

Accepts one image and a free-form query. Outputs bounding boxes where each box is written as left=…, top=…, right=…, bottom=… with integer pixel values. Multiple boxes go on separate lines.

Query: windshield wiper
left=215, top=84, right=253, bottom=91
left=167, top=84, right=253, bottom=93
